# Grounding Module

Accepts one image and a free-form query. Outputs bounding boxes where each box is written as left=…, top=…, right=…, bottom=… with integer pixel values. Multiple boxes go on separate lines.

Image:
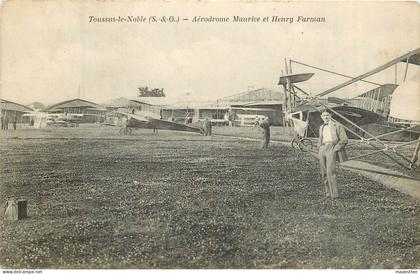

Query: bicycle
left=286, top=115, right=314, bottom=152
left=119, top=127, right=133, bottom=135
left=290, top=134, right=314, bottom=152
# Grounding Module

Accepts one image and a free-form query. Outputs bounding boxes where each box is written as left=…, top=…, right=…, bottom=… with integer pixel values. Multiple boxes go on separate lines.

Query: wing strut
left=316, top=48, right=420, bottom=97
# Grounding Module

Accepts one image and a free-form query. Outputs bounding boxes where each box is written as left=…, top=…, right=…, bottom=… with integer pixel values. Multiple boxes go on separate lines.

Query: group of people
left=257, top=111, right=348, bottom=199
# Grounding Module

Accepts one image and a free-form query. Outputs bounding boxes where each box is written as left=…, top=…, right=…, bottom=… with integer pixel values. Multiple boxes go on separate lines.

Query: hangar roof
left=44, top=98, right=106, bottom=112
left=1, top=99, right=34, bottom=113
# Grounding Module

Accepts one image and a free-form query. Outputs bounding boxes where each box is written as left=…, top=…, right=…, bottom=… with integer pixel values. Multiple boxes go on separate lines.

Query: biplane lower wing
left=104, top=111, right=202, bottom=133
left=128, top=116, right=202, bottom=133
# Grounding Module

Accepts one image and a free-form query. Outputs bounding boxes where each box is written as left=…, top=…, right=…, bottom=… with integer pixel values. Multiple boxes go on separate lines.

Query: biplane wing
left=121, top=112, right=149, bottom=122
left=138, top=117, right=202, bottom=133
left=289, top=105, right=401, bottom=139
left=400, top=52, right=420, bottom=66
left=284, top=48, right=420, bottom=170
left=112, top=110, right=202, bottom=133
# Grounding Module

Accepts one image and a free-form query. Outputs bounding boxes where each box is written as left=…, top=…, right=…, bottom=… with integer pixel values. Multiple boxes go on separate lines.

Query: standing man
left=4, top=115, right=9, bottom=130
left=228, top=110, right=235, bottom=127
left=185, top=112, right=193, bottom=124
left=13, top=116, right=17, bottom=130
left=203, top=117, right=212, bottom=136
left=259, top=117, right=271, bottom=149
left=318, top=111, right=348, bottom=199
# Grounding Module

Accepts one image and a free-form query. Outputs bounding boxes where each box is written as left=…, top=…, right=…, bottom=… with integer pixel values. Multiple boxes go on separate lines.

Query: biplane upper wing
left=400, top=52, right=420, bottom=66
left=354, top=84, right=399, bottom=99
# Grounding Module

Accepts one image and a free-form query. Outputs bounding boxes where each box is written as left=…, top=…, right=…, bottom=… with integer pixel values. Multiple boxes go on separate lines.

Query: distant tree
left=29, top=102, right=45, bottom=110
left=138, top=86, right=149, bottom=97
left=138, top=86, right=165, bottom=97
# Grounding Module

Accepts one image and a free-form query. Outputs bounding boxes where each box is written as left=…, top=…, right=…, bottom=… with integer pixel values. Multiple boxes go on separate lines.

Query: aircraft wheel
left=298, top=138, right=313, bottom=152
left=291, top=139, right=300, bottom=150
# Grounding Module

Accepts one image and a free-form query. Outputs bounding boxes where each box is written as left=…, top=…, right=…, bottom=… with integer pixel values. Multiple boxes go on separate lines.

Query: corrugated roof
left=162, top=105, right=229, bottom=110
left=130, top=98, right=229, bottom=110
left=217, top=88, right=283, bottom=102
left=102, top=97, right=132, bottom=107
left=169, top=100, right=229, bottom=109
left=1, top=99, right=34, bottom=113
left=238, top=101, right=283, bottom=107
left=130, top=97, right=180, bottom=106
left=44, top=98, right=106, bottom=112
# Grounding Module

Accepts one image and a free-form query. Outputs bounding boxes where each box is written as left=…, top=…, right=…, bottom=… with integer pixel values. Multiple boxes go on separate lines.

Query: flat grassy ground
left=0, top=125, right=419, bottom=269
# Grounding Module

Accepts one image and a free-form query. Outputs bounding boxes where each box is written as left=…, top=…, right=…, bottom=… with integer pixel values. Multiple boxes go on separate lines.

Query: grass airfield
left=0, top=125, right=419, bottom=268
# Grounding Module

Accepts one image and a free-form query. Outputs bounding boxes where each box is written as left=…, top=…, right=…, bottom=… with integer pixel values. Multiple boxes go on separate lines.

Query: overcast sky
left=1, top=1, right=419, bottom=105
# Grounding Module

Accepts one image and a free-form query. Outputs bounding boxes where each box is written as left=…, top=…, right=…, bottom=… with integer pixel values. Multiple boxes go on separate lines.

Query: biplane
left=45, top=113, right=84, bottom=127
left=280, top=48, right=420, bottom=170
left=102, top=110, right=202, bottom=135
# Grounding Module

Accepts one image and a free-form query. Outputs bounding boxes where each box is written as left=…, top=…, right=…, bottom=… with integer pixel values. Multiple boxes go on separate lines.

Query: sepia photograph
left=0, top=0, right=419, bottom=271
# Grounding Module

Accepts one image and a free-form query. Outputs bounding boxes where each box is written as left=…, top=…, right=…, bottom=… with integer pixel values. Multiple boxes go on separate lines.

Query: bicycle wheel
left=123, top=127, right=132, bottom=135
left=298, top=138, right=314, bottom=152
left=291, top=139, right=300, bottom=150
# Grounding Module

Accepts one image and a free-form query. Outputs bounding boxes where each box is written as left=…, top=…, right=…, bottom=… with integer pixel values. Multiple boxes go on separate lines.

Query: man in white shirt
left=318, top=111, right=348, bottom=198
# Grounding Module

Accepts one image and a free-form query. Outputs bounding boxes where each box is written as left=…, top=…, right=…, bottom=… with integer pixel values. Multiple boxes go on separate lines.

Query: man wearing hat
left=318, top=110, right=348, bottom=198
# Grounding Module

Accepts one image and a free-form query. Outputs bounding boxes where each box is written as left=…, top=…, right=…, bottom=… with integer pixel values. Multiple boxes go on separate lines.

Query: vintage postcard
left=0, top=0, right=419, bottom=271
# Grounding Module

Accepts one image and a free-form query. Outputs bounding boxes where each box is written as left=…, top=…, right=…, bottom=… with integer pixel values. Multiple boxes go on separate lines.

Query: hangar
left=217, top=88, right=284, bottom=126
left=43, top=98, right=107, bottom=123
left=1, top=99, right=34, bottom=129
left=116, top=88, right=284, bottom=126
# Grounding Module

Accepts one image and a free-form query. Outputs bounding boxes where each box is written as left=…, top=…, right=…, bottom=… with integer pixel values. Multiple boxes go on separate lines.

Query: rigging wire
left=290, top=59, right=383, bottom=86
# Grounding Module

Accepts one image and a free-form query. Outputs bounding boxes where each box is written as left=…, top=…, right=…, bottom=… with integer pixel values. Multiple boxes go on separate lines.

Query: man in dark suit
left=259, top=117, right=271, bottom=149
left=318, top=111, right=348, bottom=198
left=203, top=117, right=212, bottom=136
